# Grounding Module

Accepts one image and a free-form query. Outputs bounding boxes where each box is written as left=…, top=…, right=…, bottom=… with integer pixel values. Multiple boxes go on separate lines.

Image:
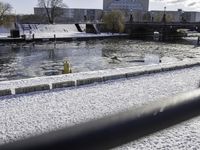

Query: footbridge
left=126, top=22, right=200, bottom=40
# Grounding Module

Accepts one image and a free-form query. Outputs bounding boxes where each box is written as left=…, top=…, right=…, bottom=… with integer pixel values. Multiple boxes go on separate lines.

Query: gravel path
left=1, top=66, right=200, bottom=149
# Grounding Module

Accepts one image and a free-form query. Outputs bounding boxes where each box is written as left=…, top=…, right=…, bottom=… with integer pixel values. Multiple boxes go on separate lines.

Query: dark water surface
left=0, top=38, right=199, bottom=81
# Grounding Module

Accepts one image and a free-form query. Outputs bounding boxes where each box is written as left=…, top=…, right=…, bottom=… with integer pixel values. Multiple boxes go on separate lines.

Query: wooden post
left=63, top=61, right=72, bottom=74
left=197, top=36, right=200, bottom=45
left=54, top=34, right=56, bottom=42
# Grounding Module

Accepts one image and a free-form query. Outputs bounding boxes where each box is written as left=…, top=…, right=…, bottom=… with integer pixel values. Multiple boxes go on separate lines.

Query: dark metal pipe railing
left=2, top=89, right=200, bottom=150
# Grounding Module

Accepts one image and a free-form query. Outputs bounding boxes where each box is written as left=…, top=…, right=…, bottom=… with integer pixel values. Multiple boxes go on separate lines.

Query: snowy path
left=1, top=66, right=200, bottom=149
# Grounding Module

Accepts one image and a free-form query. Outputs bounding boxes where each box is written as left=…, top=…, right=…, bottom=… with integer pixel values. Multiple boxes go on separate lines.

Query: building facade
left=34, top=8, right=103, bottom=23
left=150, top=10, right=200, bottom=22
left=103, top=0, right=149, bottom=12
left=103, top=0, right=149, bottom=22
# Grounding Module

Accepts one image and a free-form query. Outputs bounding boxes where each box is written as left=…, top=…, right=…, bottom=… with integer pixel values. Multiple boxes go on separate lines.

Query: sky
left=1, top=0, right=200, bottom=14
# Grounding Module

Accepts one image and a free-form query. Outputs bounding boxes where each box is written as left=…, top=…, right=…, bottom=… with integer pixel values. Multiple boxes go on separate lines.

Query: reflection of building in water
left=103, top=0, right=149, bottom=12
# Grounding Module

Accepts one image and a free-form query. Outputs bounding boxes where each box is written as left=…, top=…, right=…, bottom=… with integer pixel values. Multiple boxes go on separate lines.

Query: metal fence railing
left=2, top=89, right=200, bottom=150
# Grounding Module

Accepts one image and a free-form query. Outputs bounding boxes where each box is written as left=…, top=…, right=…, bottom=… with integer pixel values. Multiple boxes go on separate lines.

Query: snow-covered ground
left=1, top=63, right=200, bottom=149
left=0, top=26, right=11, bottom=38
left=0, top=24, right=126, bottom=39
left=19, top=24, right=84, bottom=38
left=19, top=24, right=126, bottom=39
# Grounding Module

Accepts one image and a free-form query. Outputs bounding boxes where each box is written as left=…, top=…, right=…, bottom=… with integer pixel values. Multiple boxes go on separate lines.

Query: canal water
left=0, top=38, right=199, bottom=81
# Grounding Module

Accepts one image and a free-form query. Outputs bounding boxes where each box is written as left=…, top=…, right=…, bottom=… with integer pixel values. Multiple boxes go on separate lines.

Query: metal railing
left=2, top=89, right=200, bottom=150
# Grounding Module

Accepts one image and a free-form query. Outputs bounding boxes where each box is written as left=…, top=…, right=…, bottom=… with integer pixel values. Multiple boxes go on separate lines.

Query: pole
left=54, top=34, right=56, bottom=42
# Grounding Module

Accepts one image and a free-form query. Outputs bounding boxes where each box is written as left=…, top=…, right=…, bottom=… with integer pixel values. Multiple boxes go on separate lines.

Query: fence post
left=197, top=36, right=200, bottom=45
left=54, top=34, right=56, bottom=42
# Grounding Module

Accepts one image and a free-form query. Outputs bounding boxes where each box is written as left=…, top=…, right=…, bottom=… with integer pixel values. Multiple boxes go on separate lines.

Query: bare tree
left=38, top=0, right=66, bottom=24
left=0, top=2, right=12, bottom=25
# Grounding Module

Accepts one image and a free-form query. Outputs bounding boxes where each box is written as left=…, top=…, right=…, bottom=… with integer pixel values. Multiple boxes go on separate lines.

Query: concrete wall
left=15, top=84, right=50, bottom=94
left=77, top=77, right=102, bottom=86
left=195, top=12, right=200, bottom=22
left=52, top=81, right=75, bottom=89
left=0, top=89, right=12, bottom=96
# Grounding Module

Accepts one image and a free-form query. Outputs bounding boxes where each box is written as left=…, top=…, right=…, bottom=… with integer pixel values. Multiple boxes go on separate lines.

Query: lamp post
left=14, top=9, right=16, bottom=22
left=181, top=11, right=185, bottom=22
left=129, top=9, right=133, bottom=23
left=162, top=6, right=166, bottom=23
left=161, top=6, right=167, bottom=41
left=151, top=12, right=154, bottom=22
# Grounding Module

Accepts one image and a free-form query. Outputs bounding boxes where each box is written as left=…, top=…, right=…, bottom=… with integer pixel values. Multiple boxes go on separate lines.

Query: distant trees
left=153, top=13, right=175, bottom=22
left=103, top=10, right=125, bottom=33
left=0, top=2, right=12, bottom=25
left=38, top=0, right=67, bottom=24
left=142, top=12, right=151, bottom=22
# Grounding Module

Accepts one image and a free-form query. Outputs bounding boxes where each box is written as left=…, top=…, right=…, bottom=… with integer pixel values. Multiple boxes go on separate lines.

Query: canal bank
left=0, top=23, right=130, bottom=43
left=0, top=33, right=129, bottom=43
left=0, top=60, right=199, bottom=96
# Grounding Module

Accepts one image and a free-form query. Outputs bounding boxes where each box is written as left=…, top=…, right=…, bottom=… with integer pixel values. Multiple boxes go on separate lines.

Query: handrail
left=2, top=89, right=200, bottom=150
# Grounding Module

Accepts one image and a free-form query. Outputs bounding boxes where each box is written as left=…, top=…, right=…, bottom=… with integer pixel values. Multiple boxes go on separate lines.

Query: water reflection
left=48, top=43, right=57, bottom=59
left=0, top=39, right=199, bottom=81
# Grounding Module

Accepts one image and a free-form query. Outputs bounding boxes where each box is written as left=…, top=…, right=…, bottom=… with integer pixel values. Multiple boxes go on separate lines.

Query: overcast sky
left=1, top=0, right=200, bottom=14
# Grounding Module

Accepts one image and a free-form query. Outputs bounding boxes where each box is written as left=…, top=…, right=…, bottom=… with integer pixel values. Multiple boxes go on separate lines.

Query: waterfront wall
left=0, top=61, right=200, bottom=97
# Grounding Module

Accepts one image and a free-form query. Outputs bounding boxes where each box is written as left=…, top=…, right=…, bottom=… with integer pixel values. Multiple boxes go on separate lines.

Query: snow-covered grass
left=1, top=61, right=200, bottom=149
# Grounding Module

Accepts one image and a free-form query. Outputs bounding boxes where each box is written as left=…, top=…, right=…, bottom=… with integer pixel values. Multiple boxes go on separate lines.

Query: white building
left=34, top=8, right=103, bottom=23
left=150, top=10, right=200, bottom=22
left=103, top=0, right=149, bottom=12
